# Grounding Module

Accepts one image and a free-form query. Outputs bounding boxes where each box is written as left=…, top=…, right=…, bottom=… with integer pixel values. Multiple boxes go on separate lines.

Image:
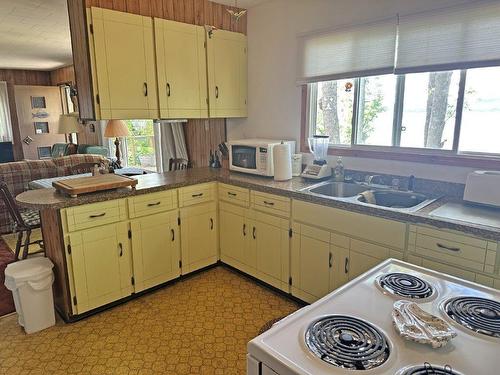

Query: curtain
left=396, top=0, right=500, bottom=74
left=296, top=17, right=397, bottom=84
left=154, top=120, right=188, bottom=173
left=0, top=82, right=13, bottom=142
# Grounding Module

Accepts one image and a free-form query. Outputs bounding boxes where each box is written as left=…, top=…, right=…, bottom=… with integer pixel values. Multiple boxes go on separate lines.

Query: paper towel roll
left=273, top=142, right=292, bottom=181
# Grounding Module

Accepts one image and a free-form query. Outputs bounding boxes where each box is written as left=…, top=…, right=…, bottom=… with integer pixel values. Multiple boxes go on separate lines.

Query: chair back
left=168, top=158, right=189, bottom=171
left=0, top=181, right=27, bottom=230
left=70, top=162, right=101, bottom=175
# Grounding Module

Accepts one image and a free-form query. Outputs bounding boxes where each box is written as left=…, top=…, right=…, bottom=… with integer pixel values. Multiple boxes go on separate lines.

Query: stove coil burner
left=399, top=363, right=463, bottom=375
left=305, top=315, right=390, bottom=370
left=378, top=273, right=434, bottom=299
left=444, top=296, right=500, bottom=338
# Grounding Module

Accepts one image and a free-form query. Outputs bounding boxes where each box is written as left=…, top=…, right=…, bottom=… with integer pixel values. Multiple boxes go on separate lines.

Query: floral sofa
left=0, top=154, right=108, bottom=234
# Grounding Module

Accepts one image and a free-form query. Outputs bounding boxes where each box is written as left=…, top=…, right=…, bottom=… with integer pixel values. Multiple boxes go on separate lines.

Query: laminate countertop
left=16, top=168, right=500, bottom=242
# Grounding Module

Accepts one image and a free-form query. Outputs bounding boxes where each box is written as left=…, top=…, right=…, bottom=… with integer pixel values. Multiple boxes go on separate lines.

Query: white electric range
left=247, top=259, right=500, bottom=375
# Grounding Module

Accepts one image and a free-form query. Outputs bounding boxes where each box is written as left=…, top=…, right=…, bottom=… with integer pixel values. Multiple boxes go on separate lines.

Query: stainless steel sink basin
left=357, top=190, right=434, bottom=212
left=307, top=181, right=370, bottom=198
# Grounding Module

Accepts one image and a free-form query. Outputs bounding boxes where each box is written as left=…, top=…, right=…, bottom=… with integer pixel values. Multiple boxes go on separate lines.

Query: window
left=308, top=66, right=500, bottom=157
left=109, top=120, right=157, bottom=171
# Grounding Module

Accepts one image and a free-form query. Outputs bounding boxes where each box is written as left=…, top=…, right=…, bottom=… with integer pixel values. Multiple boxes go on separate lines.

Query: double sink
left=302, top=181, right=436, bottom=213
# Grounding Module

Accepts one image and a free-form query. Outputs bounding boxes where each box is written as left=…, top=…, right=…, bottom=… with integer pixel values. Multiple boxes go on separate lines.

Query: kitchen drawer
left=421, top=258, right=476, bottom=282
left=179, top=183, right=216, bottom=207
left=64, top=199, right=127, bottom=232
left=218, top=183, right=249, bottom=207
left=128, top=190, right=178, bottom=218
left=252, top=190, right=291, bottom=217
left=414, top=233, right=486, bottom=271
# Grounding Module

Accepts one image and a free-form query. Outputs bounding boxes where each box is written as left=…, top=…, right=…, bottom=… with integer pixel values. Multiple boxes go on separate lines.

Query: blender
left=301, top=135, right=332, bottom=180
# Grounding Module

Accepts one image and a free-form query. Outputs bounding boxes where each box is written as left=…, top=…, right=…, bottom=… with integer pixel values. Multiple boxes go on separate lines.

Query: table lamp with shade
left=58, top=112, right=81, bottom=143
left=104, top=119, right=129, bottom=168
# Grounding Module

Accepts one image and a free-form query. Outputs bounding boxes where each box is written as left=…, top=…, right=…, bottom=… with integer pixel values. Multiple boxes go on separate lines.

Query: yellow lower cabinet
left=348, top=250, right=381, bottom=280
left=251, top=210, right=290, bottom=292
left=180, top=202, right=218, bottom=274
left=330, top=244, right=350, bottom=291
left=291, top=224, right=331, bottom=303
left=68, top=222, right=133, bottom=315
left=220, top=201, right=246, bottom=268
left=130, top=211, right=180, bottom=292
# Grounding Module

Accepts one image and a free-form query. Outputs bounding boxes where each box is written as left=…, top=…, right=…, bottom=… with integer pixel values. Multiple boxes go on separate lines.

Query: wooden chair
left=168, top=158, right=190, bottom=171
left=0, top=182, right=44, bottom=260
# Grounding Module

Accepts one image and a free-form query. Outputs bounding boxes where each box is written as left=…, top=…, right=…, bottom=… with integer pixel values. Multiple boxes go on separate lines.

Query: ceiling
left=0, top=0, right=268, bottom=72
left=0, top=0, right=72, bottom=71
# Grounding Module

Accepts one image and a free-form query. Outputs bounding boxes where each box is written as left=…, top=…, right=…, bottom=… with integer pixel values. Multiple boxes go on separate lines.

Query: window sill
left=299, top=142, right=500, bottom=169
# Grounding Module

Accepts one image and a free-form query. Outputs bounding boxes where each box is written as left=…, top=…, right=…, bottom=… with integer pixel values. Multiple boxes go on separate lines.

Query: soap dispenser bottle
left=334, top=157, right=344, bottom=182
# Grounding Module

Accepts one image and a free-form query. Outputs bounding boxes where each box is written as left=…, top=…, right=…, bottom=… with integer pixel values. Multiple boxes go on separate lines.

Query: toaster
left=463, top=171, right=500, bottom=207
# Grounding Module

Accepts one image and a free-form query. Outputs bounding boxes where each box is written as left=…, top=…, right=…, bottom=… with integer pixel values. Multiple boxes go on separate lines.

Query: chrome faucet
left=365, top=175, right=383, bottom=185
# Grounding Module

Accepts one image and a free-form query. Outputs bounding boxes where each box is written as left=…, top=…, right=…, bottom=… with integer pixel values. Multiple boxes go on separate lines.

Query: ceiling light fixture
left=227, top=0, right=247, bottom=22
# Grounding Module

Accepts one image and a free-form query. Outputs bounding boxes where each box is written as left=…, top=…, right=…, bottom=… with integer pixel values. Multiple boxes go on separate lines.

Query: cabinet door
left=291, top=225, right=330, bottom=303
left=130, top=211, right=180, bottom=292
left=220, top=205, right=246, bottom=265
left=69, top=222, right=132, bottom=314
left=348, top=250, right=381, bottom=280
left=330, top=244, right=350, bottom=292
left=155, top=19, right=208, bottom=119
left=252, top=212, right=289, bottom=292
left=91, top=7, right=158, bottom=119
left=207, top=29, right=247, bottom=118
left=180, top=202, right=217, bottom=274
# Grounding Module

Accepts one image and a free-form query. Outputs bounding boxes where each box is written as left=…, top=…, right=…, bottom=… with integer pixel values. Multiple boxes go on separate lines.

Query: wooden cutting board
left=53, top=174, right=138, bottom=197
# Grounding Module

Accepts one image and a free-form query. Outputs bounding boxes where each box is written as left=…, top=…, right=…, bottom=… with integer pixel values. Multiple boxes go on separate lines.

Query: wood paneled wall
left=84, top=0, right=247, bottom=34
left=0, top=69, right=52, bottom=160
left=50, top=65, right=76, bottom=86
left=184, top=119, right=226, bottom=169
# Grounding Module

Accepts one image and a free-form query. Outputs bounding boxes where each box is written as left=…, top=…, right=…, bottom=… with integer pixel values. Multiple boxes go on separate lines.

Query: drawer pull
left=263, top=201, right=275, bottom=206
left=329, top=252, right=333, bottom=268
left=143, top=82, right=148, bottom=96
left=192, top=193, right=204, bottom=198
left=89, top=213, right=106, bottom=218
left=210, top=218, right=214, bottom=230
left=344, top=257, right=349, bottom=274
left=171, top=229, right=175, bottom=242
left=242, top=223, right=246, bottom=236
left=437, top=243, right=461, bottom=252
left=147, top=202, right=161, bottom=207
left=166, top=82, right=171, bottom=97
left=227, top=192, right=237, bottom=197
left=252, top=226, right=256, bottom=239
left=118, top=243, right=123, bottom=257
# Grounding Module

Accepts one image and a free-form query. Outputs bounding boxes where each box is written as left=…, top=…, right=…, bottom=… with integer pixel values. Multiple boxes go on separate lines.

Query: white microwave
left=227, top=139, right=296, bottom=176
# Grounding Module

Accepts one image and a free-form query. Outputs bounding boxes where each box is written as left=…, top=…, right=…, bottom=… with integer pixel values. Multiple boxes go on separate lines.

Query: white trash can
left=4, top=257, right=55, bottom=334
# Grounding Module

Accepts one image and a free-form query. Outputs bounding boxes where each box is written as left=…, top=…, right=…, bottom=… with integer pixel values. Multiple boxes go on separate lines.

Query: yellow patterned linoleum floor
left=0, top=267, right=300, bottom=375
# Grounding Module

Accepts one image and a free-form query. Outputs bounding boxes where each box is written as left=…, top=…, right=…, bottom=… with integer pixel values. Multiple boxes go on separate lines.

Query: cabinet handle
left=210, top=218, right=214, bottom=230
left=263, top=201, right=275, bottom=206
left=437, top=243, right=461, bottom=252
left=89, top=213, right=106, bottom=218
left=171, top=229, right=175, bottom=242
left=242, top=223, right=246, bottom=236
left=252, top=226, right=256, bottom=239
left=344, top=257, right=349, bottom=274
left=192, top=193, right=204, bottom=198
left=143, top=82, right=148, bottom=96
left=166, top=83, right=171, bottom=97
left=147, top=202, right=161, bottom=207
left=118, top=243, right=123, bottom=257
left=329, top=252, right=333, bottom=268
left=215, top=86, right=219, bottom=99
left=227, top=192, right=237, bottom=197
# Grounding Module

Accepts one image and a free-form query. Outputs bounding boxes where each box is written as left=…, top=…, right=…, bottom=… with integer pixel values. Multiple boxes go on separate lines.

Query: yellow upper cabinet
left=89, top=7, right=158, bottom=119
left=154, top=19, right=208, bottom=119
left=207, top=29, right=248, bottom=118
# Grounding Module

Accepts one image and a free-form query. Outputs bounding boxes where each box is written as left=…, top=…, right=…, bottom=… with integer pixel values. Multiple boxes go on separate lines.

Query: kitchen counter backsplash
left=345, top=170, right=465, bottom=199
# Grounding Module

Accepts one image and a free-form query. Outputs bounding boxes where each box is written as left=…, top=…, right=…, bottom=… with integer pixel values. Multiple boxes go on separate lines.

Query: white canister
left=273, top=142, right=292, bottom=181
left=291, top=154, right=303, bottom=177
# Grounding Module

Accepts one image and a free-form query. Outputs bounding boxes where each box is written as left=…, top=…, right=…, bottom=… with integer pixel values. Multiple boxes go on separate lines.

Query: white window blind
left=0, top=82, right=13, bottom=142
left=396, top=0, right=500, bottom=74
left=296, top=18, right=397, bottom=84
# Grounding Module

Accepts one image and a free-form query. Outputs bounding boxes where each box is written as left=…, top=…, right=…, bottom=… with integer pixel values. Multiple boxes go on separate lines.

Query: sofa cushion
left=52, top=154, right=109, bottom=176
